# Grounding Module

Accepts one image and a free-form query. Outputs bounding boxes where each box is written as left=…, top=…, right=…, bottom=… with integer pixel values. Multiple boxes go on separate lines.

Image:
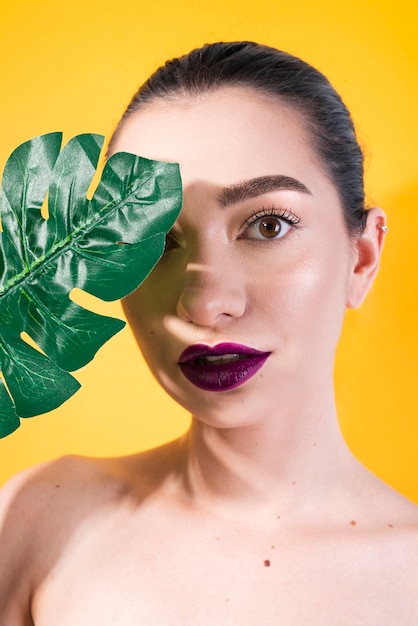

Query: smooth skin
left=1, top=87, right=417, bottom=625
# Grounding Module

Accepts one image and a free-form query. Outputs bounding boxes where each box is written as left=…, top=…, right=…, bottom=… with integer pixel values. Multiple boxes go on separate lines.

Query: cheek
left=122, top=286, right=160, bottom=354
left=292, top=259, right=348, bottom=311
left=309, top=263, right=350, bottom=354
left=255, top=249, right=351, bottom=354
left=122, top=267, right=181, bottom=363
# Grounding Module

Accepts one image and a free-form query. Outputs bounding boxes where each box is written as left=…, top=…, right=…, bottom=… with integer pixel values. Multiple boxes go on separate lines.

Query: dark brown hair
left=110, top=41, right=366, bottom=234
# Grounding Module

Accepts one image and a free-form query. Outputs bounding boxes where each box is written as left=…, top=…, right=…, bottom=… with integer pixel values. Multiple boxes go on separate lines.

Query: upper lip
left=178, top=342, right=270, bottom=363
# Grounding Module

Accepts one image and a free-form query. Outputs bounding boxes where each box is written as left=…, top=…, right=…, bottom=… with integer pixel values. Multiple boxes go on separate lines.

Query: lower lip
left=179, top=354, right=270, bottom=392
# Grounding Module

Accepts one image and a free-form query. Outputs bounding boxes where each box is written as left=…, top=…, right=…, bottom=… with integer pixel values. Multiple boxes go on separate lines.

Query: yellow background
left=0, top=0, right=417, bottom=502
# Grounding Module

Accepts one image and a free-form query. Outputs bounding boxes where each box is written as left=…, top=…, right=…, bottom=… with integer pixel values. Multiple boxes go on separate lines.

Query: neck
left=178, top=388, right=359, bottom=523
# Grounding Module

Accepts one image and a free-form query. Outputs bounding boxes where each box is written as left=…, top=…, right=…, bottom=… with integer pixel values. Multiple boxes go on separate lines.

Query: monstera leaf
left=0, top=133, right=182, bottom=438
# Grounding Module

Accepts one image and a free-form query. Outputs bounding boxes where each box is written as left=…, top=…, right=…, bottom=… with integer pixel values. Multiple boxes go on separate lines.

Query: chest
left=32, top=516, right=417, bottom=626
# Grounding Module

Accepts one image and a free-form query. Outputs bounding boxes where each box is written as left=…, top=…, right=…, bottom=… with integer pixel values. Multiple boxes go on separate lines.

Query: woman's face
left=111, top=87, right=359, bottom=427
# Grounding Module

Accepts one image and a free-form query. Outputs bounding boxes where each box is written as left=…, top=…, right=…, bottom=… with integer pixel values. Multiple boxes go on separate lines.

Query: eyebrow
left=217, top=175, right=312, bottom=207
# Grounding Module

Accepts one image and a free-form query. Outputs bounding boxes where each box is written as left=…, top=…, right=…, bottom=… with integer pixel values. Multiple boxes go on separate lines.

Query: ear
left=346, top=207, right=387, bottom=309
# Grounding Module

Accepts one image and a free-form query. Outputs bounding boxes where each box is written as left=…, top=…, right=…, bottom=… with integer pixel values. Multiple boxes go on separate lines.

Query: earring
left=378, top=224, right=389, bottom=234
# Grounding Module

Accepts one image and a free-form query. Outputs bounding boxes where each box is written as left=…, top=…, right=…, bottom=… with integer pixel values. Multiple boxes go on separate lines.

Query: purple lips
left=178, top=342, right=271, bottom=392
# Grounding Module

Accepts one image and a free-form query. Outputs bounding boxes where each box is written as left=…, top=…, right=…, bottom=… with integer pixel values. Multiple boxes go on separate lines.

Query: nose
left=176, top=260, right=246, bottom=327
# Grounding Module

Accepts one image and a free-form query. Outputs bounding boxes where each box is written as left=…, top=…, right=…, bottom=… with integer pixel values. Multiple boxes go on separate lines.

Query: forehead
left=111, top=87, right=336, bottom=202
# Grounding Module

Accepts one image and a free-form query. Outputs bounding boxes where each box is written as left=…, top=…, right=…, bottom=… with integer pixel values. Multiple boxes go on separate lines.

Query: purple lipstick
left=178, top=342, right=271, bottom=392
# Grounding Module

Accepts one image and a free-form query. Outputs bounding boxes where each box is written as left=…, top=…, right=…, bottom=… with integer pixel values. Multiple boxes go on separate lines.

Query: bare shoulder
left=0, top=454, right=124, bottom=529
left=0, top=451, right=156, bottom=550
left=0, top=453, right=151, bottom=625
left=354, top=468, right=418, bottom=581
left=0, top=441, right=183, bottom=622
left=0, top=442, right=176, bottom=522
left=367, top=470, right=418, bottom=528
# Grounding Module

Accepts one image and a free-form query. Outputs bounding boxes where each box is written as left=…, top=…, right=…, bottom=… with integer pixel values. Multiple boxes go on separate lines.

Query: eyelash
left=162, top=207, right=301, bottom=257
left=240, top=207, right=301, bottom=240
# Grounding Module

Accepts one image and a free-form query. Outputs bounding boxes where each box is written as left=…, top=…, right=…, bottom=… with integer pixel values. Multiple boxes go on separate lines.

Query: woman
left=1, top=41, right=417, bottom=625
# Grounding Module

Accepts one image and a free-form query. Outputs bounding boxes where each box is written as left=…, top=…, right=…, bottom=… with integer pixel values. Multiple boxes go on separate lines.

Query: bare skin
left=1, top=437, right=418, bottom=625
left=1, top=87, right=417, bottom=624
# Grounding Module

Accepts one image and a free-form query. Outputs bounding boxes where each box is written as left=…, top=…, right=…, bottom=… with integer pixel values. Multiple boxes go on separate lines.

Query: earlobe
left=346, top=207, right=387, bottom=309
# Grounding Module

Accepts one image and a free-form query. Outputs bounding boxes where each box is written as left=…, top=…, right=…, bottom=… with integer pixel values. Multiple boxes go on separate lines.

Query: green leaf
left=0, top=378, right=19, bottom=438
left=0, top=133, right=182, bottom=436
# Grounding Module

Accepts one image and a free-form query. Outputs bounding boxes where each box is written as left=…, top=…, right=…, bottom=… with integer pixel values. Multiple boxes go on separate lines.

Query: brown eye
left=244, top=214, right=293, bottom=241
left=259, top=217, right=282, bottom=238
